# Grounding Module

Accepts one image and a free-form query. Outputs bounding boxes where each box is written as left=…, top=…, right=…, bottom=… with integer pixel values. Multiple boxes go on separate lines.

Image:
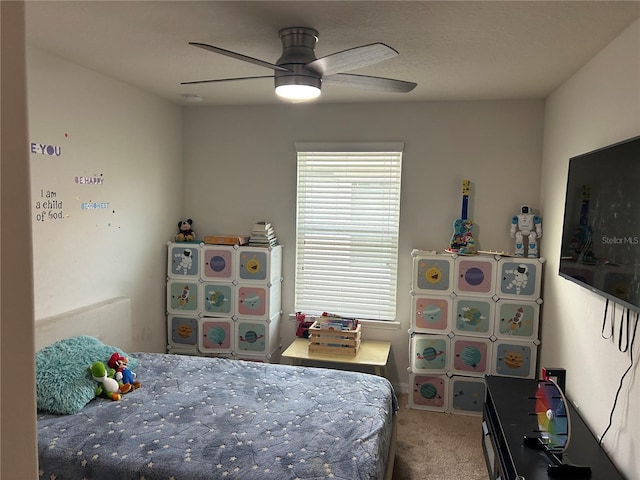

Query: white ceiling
left=25, top=1, right=640, bottom=106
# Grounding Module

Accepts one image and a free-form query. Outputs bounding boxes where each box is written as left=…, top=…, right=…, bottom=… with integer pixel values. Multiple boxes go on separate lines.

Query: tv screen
left=559, top=135, right=640, bottom=312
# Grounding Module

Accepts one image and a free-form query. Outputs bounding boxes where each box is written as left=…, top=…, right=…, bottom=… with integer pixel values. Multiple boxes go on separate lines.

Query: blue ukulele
left=446, top=180, right=477, bottom=254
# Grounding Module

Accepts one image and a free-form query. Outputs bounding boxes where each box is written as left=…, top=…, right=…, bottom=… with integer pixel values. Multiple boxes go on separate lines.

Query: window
left=295, top=143, right=403, bottom=321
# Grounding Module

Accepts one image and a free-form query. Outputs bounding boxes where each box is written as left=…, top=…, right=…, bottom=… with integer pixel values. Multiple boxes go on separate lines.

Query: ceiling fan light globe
left=275, top=84, right=321, bottom=101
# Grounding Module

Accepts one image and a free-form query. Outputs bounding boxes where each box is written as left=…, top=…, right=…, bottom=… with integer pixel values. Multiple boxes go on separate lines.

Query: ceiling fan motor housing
left=275, top=27, right=322, bottom=90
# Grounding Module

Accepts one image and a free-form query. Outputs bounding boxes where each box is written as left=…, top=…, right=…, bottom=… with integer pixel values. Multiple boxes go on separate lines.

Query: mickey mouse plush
left=176, top=219, right=195, bottom=242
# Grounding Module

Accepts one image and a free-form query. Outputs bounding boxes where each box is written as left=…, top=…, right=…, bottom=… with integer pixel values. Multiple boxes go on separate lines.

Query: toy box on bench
left=308, top=321, right=362, bottom=356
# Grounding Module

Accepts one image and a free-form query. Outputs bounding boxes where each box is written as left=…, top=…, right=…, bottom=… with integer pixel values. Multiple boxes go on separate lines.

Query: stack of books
left=314, top=312, right=359, bottom=331
left=249, top=221, right=279, bottom=247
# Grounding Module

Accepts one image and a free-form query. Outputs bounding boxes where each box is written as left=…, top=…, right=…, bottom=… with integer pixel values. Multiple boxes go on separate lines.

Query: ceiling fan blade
left=189, top=42, right=291, bottom=72
left=305, top=43, right=398, bottom=76
left=323, top=73, right=417, bottom=93
left=181, top=75, right=274, bottom=85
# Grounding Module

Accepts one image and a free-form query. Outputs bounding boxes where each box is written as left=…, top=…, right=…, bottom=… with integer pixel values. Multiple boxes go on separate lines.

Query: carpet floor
left=392, top=393, right=490, bottom=480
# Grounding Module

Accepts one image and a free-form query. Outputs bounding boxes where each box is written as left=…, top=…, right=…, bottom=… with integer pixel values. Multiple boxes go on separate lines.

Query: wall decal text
left=34, top=189, right=64, bottom=222
left=30, top=143, right=62, bottom=156
left=81, top=202, right=110, bottom=210
left=75, top=175, right=104, bottom=185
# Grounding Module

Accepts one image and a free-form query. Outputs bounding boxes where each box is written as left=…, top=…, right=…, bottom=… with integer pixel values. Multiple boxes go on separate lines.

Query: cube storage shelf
left=166, top=242, right=283, bottom=362
left=408, top=249, right=544, bottom=415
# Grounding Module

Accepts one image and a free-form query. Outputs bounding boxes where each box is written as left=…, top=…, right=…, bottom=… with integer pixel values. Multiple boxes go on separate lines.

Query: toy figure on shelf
left=176, top=219, right=195, bottom=242
left=510, top=205, right=542, bottom=257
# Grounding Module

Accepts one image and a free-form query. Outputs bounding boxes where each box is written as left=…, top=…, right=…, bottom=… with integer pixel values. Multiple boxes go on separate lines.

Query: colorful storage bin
left=410, top=295, right=452, bottom=333
left=166, top=279, right=200, bottom=315
left=409, top=334, right=450, bottom=374
left=448, top=375, right=486, bottom=416
left=454, top=255, right=497, bottom=297
left=236, top=282, right=282, bottom=320
left=167, top=314, right=199, bottom=348
left=496, top=257, right=544, bottom=301
left=409, top=373, right=449, bottom=412
left=235, top=315, right=280, bottom=356
left=452, top=296, right=495, bottom=337
left=411, top=250, right=455, bottom=296
left=236, top=245, right=282, bottom=284
left=492, top=339, right=538, bottom=379
left=201, top=245, right=236, bottom=282
left=494, top=299, right=540, bottom=341
left=167, top=243, right=201, bottom=279
left=450, top=336, right=493, bottom=377
left=198, top=317, right=234, bottom=354
left=201, top=282, right=235, bottom=317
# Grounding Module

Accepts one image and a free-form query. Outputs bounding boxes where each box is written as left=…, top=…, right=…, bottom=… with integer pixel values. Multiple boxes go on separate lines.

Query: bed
left=35, top=298, right=398, bottom=480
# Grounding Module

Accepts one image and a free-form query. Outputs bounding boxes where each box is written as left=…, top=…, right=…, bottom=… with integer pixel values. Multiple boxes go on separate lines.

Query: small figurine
left=108, top=352, right=140, bottom=390
left=89, top=361, right=131, bottom=401
left=176, top=219, right=195, bottom=242
left=510, top=205, right=542, bottom=257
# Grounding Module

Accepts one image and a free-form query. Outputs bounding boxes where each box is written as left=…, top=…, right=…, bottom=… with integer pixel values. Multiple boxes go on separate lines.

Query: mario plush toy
left=176, top=219, right=195, bottom=242
left=108, top=352, right=141, bottom=390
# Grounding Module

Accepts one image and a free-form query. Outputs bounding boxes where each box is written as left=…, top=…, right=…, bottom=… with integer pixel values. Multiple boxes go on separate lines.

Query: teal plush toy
left=89, top=361, right=131, bottom=401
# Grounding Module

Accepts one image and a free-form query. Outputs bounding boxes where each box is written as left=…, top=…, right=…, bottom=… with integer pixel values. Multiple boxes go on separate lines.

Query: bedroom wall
left=182, top=99, right=545, bottom=387
left=539, top=19, right=640, bottom=479
left=26, top=46, right=183, bottom=353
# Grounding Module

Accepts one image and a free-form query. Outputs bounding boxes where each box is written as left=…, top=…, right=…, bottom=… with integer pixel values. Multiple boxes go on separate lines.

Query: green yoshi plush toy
left=89, top=361, right=132, bottom=401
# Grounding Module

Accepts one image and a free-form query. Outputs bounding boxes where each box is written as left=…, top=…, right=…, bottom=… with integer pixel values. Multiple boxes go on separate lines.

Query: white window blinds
left=295, top=143, right=403, bottom=321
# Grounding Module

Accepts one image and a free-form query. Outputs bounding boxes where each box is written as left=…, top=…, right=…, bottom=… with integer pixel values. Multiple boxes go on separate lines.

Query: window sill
left=288, top=314, right=401, bottom=331
left=357, top=318, right=401, bottom=331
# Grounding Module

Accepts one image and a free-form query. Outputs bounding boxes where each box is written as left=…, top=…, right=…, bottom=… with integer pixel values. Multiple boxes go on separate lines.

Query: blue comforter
left=38, top=353, right=397, bottom=479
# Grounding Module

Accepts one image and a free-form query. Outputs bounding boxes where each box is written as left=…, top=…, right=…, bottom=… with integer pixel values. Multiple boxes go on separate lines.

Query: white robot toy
left=510, top=205, right=542, bottom=257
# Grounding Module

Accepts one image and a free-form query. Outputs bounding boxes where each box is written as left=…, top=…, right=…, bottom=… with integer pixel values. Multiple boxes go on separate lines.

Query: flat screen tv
left=559, top=135, right=640, bottom=312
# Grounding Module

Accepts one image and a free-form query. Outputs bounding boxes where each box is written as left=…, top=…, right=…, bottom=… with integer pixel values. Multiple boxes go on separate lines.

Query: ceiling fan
left=181, top=27, right=417, bottom=101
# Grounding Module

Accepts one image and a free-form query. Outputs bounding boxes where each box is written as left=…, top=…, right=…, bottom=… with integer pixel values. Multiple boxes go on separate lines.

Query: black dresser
left=482, top=375, right=624, bottom=480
